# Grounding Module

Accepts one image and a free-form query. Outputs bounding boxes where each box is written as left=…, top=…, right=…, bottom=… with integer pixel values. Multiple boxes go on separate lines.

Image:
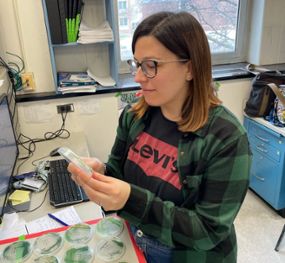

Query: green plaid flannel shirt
left=106, top=104, right=251, bottom=263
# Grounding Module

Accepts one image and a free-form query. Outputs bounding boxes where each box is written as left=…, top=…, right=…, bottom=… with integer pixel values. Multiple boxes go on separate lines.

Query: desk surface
left=0, top=133, right=146, bottom=262
left=12, top=131, right=101, bottom=223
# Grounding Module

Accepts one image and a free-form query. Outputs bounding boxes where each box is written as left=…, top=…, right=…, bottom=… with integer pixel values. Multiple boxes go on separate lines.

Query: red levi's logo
left=128, top=132, right=182, bottom=190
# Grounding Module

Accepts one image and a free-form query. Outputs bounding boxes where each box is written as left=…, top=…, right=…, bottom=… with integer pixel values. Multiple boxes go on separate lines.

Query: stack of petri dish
left=64, top=223, right=94, bottom=263
left=33, top=232, right=63, bottom=262
left=94, top=217, right=126, bottom=262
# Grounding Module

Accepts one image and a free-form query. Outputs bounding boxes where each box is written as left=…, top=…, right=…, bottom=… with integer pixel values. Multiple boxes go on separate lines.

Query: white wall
left=16, top=79, right=252, bottom=161
left=218, top=79, right=252, bottom=123
left=0, top=0, right=54, bottom=93
left=248, top=0, right=285, bottom=65
left=17, top=94, right=119, bottom=162
left=0, top=1, right=22, bottom=61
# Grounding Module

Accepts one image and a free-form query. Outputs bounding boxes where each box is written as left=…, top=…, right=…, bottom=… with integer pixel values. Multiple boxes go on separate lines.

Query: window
left=119, top=17, right=129, bottom=27
left=118, top=0, right=127, bottom=10
left=116, top=0, right=249, bottom=72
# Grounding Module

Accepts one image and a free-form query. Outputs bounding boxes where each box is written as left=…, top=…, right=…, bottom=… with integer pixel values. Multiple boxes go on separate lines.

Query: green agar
left=64, top=246, right=93, bottom=263
left=94, top=217, right=124, bottom=238
left=64, top=223, right=93, bottom=244
left=95, top=237, right=126, bottom=262
left=33, top=232, right=63, bottom=255
left=34, top=255, right=59, bottom=263
left=2, top=240, right=32, bottom=262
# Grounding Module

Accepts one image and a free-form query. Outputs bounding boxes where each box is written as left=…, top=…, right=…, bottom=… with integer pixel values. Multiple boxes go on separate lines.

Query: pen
left=48, top=213, right=69, bottom=226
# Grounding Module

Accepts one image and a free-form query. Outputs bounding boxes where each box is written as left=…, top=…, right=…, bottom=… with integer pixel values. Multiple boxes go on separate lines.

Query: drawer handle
left=253, top=174, right=265, bottom=181
left=254, top=135, right=269, bottom=142
left=256, top=146, right=268, bottom=153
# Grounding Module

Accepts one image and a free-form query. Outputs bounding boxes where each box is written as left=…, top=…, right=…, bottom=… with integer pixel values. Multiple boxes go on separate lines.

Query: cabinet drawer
left=250, top=149, right=279, bottom=207
left=248, top=136, right=281, bottom=162
left=247, top=120, right=285, bottom=150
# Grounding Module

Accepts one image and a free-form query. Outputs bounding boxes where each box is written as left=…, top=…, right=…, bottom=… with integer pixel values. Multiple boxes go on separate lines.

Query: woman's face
left=133, top=36, right=192, bottom=116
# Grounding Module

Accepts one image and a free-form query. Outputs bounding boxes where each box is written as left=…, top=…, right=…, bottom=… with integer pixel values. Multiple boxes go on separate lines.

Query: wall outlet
left=57, top=103, right=74, bottom=114
left=21, top=72, right=35, bottom=90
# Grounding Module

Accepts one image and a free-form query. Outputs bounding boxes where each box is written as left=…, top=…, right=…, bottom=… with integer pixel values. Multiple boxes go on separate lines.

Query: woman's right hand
left=81, top=157, right=105, bottom=174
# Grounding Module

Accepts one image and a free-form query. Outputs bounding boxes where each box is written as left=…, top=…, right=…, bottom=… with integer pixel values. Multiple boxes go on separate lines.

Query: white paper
left=25, top=206, right=82, bottom=234
left=77, top=21, right=114, bottom=44
left=0, top=213, right=28, bottom=240
left=87, top=69, right=116, bottom=86
left=58, top=85, right=97, bottom=93
left=0, top=205, right=103, bottom=239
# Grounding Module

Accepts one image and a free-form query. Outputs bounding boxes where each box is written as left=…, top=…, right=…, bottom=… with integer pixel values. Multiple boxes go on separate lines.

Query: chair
left=275, top=224, right=285, bottom=251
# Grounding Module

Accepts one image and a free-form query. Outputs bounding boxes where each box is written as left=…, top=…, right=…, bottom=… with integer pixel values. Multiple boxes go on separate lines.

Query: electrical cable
left=5, top=87, right=71, bottom=214
left=8, top=116, right=68, bottom=214
left=17, top=111, right=71, bottom=159
left=14, top=157, right=31, bottom=177
left=27, top=188, right=49, bottom=212
left=0, top=52, right=24, bottom=91
left=6, top=52, right=24, bottom=72
left=8, top=152, right=50, bottom=215
left=31, top=154, right=50, bottom=167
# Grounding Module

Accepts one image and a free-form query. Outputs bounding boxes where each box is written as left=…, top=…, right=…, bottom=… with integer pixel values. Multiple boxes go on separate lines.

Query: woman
left=68, top=11, right=251, bottom=263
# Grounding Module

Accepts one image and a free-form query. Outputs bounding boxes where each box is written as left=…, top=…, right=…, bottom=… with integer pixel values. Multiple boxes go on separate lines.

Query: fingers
left=68, top=162, right=131, bottom=211
left=69, top=164, right=106, bottom=207
left=68, top=163, right=108, bottom=192
left=71, top=174, right=78, bottom=184
left=68, top=162, right=90, bottom=178
left=80, top=183, right=106, bottom=206
left=81, top=157, right=104, bottom=173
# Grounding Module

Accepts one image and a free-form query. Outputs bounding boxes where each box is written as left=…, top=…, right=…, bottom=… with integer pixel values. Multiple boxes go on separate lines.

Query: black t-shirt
left=124, top=107, right=184, bottom=205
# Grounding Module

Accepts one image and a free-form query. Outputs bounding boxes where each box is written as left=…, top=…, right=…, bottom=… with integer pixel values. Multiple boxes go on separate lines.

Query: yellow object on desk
left=8, top=190, right=30, bottom=206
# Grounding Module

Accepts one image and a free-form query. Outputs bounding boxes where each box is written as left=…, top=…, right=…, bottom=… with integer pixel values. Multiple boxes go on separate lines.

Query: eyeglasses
left=127, top=58, right=189, bottom=79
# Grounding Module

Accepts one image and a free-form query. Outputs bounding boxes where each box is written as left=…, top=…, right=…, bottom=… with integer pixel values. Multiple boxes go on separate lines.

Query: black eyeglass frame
left=127, top=58, right=189, bottom=79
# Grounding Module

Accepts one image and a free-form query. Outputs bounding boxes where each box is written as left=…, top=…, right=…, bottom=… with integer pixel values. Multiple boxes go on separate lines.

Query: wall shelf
left=41, top=0, right=119, bottom=92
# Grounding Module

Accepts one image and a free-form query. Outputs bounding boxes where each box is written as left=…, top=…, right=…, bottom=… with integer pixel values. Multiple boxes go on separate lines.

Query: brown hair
left=130, top=11, right=221, bottom=132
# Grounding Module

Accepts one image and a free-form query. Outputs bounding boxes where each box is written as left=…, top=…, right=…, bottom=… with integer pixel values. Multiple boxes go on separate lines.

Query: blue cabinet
left=244, top=116, right=285, bottom=214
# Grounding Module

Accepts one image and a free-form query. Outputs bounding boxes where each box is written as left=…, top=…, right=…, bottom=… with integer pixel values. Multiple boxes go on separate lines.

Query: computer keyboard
left=48, top=159, right=89, bottom=207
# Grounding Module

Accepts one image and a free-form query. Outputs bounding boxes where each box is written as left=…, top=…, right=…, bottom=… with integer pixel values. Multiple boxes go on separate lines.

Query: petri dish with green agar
left=34, top=255, right=59, bottom=263
left=2, top=240, right=32, bottom=262
left=64, top=223, right=93, bottom=244
left=33, top=232, right=63, bottom=255
left=64, top=245, right=93, bottom=263
left=94, top=217, right=124, bottom=238
left=95, top=237, right=126, bottom=262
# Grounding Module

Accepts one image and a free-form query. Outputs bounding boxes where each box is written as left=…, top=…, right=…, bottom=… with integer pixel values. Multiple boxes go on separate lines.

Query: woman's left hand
left=68, top=163, right=131, bottom=211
